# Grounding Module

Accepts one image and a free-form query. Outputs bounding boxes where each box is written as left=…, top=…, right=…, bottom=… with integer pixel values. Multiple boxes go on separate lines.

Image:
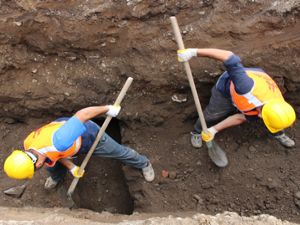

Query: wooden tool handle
left=67, top=77, right=133, bottom=197
left=170, top=16, right=208, bottom=132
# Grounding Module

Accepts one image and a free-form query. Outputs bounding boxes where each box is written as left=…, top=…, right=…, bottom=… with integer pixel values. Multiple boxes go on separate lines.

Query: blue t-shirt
left=216, top=54, right=266, bottom=98
left=53, top=116, right=99, bottom=154
left=215, top=54, right=266, bottom=121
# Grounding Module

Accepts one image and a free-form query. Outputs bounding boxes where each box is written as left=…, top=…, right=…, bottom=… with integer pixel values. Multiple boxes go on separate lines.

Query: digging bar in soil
left=3, top=180, right=29, bottom=198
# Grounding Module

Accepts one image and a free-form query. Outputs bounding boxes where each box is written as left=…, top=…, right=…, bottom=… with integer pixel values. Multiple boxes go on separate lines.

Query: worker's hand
left=106, top=105, right=121, bottom=117
left=177, top=48, right=198, bottom=62
left=70, top=166, right=85, bottom=178
left=201, top=127, right=218, bottom=142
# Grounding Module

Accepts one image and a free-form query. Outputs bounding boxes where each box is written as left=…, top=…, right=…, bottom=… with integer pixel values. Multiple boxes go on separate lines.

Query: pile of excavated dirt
left=0, top=0, right=299, bottom=224
left=0, top=207, right=298, bottom=225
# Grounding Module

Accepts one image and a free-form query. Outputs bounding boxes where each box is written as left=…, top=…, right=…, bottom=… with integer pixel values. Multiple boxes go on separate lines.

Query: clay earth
left=0, top=0, right=299, bottom=224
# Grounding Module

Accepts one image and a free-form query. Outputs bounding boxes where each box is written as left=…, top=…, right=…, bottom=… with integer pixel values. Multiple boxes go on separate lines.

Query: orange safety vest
left=24, top=121, right=82, bottom=167
left=230, top=70, right=284, bottom=115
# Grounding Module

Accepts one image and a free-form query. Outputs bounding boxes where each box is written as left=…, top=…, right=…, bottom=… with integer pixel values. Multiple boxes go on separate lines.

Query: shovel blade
left=4, top=181, right=28, bottom=198
left=207, top=141, right=228, bottom=167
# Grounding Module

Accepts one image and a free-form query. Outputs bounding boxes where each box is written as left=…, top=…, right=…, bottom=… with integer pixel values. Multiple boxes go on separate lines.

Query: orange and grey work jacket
left=230, top=70, right=284, bottom=116
left=24, top=121, right=82, bottom=167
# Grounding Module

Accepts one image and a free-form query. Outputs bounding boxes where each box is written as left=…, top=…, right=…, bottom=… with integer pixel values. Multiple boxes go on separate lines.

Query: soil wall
left=0, top=0, right=300, bottom=224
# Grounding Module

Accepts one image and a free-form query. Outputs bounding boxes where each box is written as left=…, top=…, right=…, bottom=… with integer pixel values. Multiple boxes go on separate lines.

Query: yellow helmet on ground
left=262, top=99, right=296, bottom=133
left=4, top=150, right=35, bottom=179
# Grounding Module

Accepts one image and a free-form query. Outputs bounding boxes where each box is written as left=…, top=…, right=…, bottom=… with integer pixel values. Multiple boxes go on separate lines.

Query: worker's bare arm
left=58, top=158, right=76, bottom=170
left=214, top=113, right=247, bottom=132
left=196, top=48, right=234, bottom=62
left=75, top=106, right=109, bottom=123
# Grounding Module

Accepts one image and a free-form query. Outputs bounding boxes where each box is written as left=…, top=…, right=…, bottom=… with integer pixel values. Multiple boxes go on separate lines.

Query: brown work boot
left=274, top=133, right=295, bottom=148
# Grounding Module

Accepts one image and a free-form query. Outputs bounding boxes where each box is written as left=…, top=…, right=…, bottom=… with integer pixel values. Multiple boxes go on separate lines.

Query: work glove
left=70, top=166, right=85, bottom=178
left=177, top=48, right=198, bottom=62
left=201, top=126, right=218, bottom=143
left=106, top=105, right=121, bottom=117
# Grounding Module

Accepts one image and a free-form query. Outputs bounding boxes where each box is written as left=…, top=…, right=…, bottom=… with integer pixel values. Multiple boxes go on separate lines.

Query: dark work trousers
left=193, top=85, right=284, bottom=137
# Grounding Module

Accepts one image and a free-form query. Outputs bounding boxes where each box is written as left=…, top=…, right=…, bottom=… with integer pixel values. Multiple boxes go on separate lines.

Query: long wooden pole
left=67, top=77, right=133, bottom=197
left=170, top=16, right=228, bottom=168
left=170, top=16, right=208, bottom=132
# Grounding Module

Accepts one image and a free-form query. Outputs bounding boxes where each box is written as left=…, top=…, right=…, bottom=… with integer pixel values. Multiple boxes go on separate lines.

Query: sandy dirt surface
left=0, top=206, right=298, bottom=225
left=0, top=0, right=299, bottom=224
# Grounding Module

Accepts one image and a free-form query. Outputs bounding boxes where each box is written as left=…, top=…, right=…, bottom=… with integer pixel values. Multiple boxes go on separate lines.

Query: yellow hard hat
left=262, top=99, right=296, bottom=133
left=4, top=150, right=35, bottom=179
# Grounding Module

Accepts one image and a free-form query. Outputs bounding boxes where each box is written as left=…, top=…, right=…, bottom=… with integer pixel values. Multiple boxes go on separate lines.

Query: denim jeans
left=194, top=85, right=238, bottom=133
left=193, top=85, right=284, bottom=137
left=46, top=132, right=149, bottom=182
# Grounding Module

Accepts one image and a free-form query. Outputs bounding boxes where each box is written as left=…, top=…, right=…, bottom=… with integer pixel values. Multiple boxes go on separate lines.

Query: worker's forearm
left=196, top=48, right=233, bottom=62
left=58, top=158, right=76, bottom=170
left=214, top=113, right=246, bottom=132
left=75, top=106, right=109, bottom=123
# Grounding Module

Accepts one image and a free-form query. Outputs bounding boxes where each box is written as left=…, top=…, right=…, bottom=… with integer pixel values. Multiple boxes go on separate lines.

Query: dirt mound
left=0, top=0, right=299, bottom=224
left=0, top=207, right=298, bottom=225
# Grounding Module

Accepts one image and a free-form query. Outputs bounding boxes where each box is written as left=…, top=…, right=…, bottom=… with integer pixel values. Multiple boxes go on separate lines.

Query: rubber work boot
left=44, top=176, right=59, bottom=190
left=191, top=132, right=202, bottom=148
left=274, top=133, right=295, bottom=148
left=142, top=162, right=155, bottom=182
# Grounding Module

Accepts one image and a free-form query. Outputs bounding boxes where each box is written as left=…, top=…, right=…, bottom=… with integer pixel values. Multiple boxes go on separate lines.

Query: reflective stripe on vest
left=230, top=70, right=283, bottom=115
left=24, top=121, right=82, bottom=166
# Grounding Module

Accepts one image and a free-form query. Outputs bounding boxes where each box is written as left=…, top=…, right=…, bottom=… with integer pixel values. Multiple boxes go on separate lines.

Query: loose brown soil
left=0, top=0, right=299, bottom=224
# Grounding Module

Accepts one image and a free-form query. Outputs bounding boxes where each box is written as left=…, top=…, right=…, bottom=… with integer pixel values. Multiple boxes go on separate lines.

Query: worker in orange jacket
left=4, top=105, right=155, bottom=189
left=177, top=48, right=296, bottom=148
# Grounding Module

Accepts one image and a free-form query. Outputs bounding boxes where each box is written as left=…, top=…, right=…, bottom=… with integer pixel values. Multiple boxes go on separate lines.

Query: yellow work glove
left=177, top=48, right=198, bottom=62
left=106, top=105, right=121, bottom=117
left=201, top=127, right=218, bottom=143
left=70, top=166, right=85, bottom=178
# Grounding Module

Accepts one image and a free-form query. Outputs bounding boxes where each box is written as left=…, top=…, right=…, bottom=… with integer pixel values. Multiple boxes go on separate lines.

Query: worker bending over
left=177, top=48, right=296, bottom=149
left=4, top=105, right=155, bottom=189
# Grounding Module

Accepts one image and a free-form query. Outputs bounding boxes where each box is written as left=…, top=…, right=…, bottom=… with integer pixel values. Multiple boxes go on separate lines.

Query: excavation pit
left=70, top=118, right=134, bottom=214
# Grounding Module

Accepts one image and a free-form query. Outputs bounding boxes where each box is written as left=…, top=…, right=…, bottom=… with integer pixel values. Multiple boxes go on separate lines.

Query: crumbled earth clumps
left=0, top=0, right=299, bottom=224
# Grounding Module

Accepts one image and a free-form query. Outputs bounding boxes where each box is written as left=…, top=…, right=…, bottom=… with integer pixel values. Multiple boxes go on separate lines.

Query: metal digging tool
left=170, top=16, right=228, bottom=167
left=3, top=180, right=29, bottom=198
left=67, top=77, right=134, bottom=199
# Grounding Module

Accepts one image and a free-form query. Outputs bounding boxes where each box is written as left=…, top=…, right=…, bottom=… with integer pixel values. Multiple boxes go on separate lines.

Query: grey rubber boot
left=274, top=133, right=295, bottom=148
left=44, top=176, right=59, bottom=190
left=191, top=132, right=202, bottom=148
left=142, top=162, right=155, bottom=182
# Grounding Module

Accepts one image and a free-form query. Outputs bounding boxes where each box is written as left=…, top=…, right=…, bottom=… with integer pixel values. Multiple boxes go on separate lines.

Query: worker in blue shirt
left=4, top=104, right=155, bottom=189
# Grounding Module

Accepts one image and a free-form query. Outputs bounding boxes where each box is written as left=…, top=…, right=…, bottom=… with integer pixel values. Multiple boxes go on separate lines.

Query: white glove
left=106, top=105, right=121, bottom=117
left=201, top=126, right=218, bottom=142
left=177, top=48, right=198, bottom=62
left=70, top=166, right=85, bottom=178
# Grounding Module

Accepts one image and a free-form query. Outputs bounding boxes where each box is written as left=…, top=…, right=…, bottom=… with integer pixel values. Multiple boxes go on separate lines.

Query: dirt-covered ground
left=0, top=0, right=299, bottom=224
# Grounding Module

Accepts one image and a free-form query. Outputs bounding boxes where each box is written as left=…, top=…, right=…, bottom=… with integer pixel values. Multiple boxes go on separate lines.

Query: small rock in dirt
left=267, top=178, right=281, bottom=190
left=295, top=191, right=300, bottom=199
left=294, top=198, right=300, bottom=209
left=3, top=118, right=16, bottom=124
left=13, top=21, right=22, bottom=26
left=171, top=94, right=187, bottom=103
left=161, top=170, right=169, bottom=178
left=193, top=194, right=203, bottom=204
left=31, top=69, right=38, bottom=73
left=169, top=171, right=177, bottom=179
left=248, top=145, right=256, bottom=152
left=67, top=56, right=77, bottom=61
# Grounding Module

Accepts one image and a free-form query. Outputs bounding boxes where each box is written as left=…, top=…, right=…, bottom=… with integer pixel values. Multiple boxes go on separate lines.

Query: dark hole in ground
left=71, top=118, right=134, bottom=214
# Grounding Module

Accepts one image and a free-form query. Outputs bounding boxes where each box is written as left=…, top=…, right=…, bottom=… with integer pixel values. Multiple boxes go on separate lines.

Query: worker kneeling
left=177, top=48, right=296, bottom=149
left=4, top=105, right=155, bottom=189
